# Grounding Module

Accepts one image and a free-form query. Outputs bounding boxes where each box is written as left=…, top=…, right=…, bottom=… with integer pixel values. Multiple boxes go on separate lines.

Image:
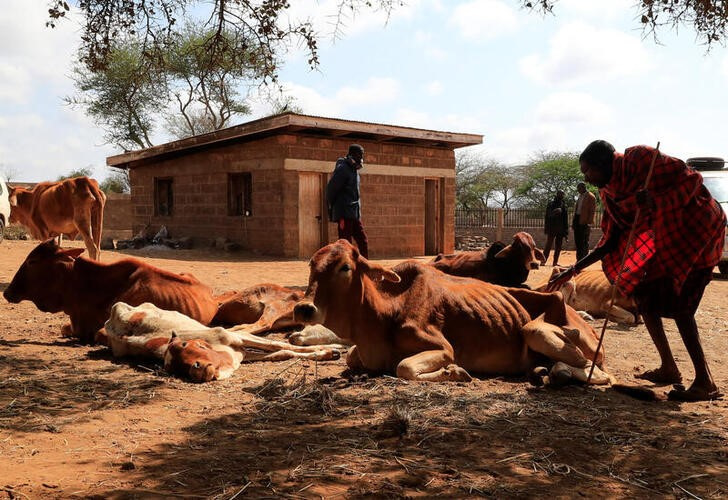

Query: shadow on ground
left=98, top=375, right=728, bottom=499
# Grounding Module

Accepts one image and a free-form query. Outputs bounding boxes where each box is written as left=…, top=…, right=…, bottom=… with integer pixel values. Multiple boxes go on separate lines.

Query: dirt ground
left=0, top=239, right=726, bottom=499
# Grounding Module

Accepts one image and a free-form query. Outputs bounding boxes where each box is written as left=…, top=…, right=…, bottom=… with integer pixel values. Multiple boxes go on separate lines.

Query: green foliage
left=455, top=151, right=525, bottom=210
left=48, top=1, right=402, bottom=81
left=68, top=42, right=163, bottom=150
left=99, top=169, right=130, bottom=193
left=57, top=167, right=94, bottom=181
left=518, top=151, right=590, bottom=209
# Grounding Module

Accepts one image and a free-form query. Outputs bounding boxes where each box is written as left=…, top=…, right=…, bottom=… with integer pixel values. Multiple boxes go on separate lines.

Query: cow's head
left=3, top=239, right=84, bottom=311
left=163, top=332, right=242, bottom=382
left=292, top=240, right=400, bottom=338
left=494, top=231, right=546, bottom=272
left=549, top=267, right=576, bottom=304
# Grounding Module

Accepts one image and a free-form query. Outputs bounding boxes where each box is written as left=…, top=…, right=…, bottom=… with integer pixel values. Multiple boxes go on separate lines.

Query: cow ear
left=59, top=248, right=85, bottom=260
left=168, top=331, right=178, bottom=344
left=534, top=247, right=546, bottom=264
left=493, top=245, right=512, bottom=259
left=357, top=255, right=401, bottom=283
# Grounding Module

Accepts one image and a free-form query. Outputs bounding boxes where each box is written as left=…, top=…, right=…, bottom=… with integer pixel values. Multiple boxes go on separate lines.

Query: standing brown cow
left=9, top=176, right=106, bottom=260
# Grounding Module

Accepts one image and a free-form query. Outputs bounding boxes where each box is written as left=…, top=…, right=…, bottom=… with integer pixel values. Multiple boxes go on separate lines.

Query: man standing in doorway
left=326, top=144, right=369, bottom=258
left=572, top=182, right=597, bottom=261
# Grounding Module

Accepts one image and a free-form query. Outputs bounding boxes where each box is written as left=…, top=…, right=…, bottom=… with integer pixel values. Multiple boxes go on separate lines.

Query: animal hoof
left=549, top=363, right=572, bottom=387
left=444, top=364, right=472, bottom=382
left=528, top=366, right=549, bottom=387
left=288, top=333, right=304, bottom=345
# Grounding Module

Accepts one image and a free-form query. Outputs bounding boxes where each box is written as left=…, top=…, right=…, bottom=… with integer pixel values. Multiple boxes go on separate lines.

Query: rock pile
left=455, top=235, right=490, bottom=251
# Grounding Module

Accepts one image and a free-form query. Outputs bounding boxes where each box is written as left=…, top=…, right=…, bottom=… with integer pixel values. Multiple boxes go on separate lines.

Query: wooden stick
left=586, top=142, right=660, bottom=385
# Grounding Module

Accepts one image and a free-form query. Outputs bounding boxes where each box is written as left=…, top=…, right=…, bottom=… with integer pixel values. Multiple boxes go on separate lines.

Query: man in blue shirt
left=326, top=144, right=369, bottom=258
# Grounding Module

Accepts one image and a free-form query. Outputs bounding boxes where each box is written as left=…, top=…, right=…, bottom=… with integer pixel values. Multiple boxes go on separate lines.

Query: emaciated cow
left=9, top=177, right=106, bottom=260
left=105, top=302, right=346, bottom=382
left=293, top=240, right=613, bottom=384
left=3, top=239, right=219, bottom=344
left=430, top=232, right=546, bottom=287
left=538, top=268, right=640, bottom=325
left=214, top=283, right=347, bottom=344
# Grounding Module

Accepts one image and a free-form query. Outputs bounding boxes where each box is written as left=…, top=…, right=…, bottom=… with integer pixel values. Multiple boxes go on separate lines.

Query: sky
left=2, top=0, right=728, bottom=183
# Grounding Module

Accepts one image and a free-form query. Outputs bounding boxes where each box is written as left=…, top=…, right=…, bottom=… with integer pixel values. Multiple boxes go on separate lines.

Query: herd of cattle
left=2, top=177, right=640, bottom=385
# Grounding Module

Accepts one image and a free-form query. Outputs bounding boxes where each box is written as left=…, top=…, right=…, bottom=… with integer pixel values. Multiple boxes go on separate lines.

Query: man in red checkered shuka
left=549, top=140, right=726, bottom=401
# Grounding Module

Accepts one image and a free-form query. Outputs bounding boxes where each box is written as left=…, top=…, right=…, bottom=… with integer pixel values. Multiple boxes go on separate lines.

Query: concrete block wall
left=129, top=134, right=456, bottom=257
left=284, top=135, right=456, bottom=257
left=103, top=192, right=132, bottom=239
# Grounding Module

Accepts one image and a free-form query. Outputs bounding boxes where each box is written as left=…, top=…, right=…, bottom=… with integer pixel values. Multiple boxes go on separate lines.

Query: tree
left=0, top=164, right=19, bottom=183
left=455, top=151, right=525, bottom=210
left=524, top=1, right=728, bottom=48
left=517, top=151, right=584, bottom=210
left=47, top=1, right=403, bottom=81
left=57, top=166, right=94, bottom=181
left=99, top=168, right=130, bottom=193
left=68, top=41, right=164, bottom=150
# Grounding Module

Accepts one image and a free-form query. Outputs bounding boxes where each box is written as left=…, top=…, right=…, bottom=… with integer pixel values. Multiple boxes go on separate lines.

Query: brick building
left=106, top=113, right=482, bottom=258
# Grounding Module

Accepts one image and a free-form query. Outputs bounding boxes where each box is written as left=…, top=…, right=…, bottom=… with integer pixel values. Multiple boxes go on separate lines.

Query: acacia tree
left=524, top=0, right=728, bottom=48
left=68, top=41, right=164, bottom=150
left=47, top=0, right=728, bottom=82
left=517, top=151, right=584, bottom=210
left=47, top=0, right=404, bottom=80
left=455, top=151, right=526, bottom=210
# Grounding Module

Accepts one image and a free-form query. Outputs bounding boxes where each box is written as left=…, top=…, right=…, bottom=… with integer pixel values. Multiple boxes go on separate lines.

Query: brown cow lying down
left=9, top=176, right=106, bottom=260
left=538, top=268, right=640, bottom=325
left=105, top=302, right=347, bottom=382
left=293, top=239, right=613, bottom=385
left=430, top=232, right=546, bottom=287
left=214, top=283, right=347, bottom=345
left=3, top=239, right=219, bottom=344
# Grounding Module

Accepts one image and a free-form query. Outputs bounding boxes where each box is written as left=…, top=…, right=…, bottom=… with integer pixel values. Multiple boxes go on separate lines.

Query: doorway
left=298, top=172, right=327, bottom=257
left=424, top=178, right=442, bottom=255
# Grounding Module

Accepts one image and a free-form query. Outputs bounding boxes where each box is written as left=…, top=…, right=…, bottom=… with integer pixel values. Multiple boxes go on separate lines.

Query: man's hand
left=546, top=266, right=576, bottom=292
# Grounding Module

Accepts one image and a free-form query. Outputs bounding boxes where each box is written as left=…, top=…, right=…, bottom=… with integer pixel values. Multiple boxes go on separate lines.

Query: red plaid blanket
left=597, top=146, right=726, bottom=295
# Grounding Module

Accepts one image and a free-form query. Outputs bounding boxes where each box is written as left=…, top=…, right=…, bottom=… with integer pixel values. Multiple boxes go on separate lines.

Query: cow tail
left=88, top=178, right=106, bottom=256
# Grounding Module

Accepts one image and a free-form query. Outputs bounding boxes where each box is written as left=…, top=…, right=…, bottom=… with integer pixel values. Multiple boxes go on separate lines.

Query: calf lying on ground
left=538, top=268, right=640, bottom=325
left=293, top=239, right=613, bottom=385
left=430, top=232, right=546, bottom=287
left=105, top=302, right=348, bottom=382
left=3, top=239, right=219, bottom=344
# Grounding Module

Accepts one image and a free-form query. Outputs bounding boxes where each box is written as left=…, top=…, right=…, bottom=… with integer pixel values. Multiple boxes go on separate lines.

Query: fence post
left=496, top=208, right=504, bottom=242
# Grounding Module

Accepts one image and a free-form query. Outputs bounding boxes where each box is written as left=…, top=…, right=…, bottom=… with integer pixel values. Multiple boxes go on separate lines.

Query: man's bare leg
left=636, top=313, right=682, bottom=384
left=670, top=313, right=720, bottom=400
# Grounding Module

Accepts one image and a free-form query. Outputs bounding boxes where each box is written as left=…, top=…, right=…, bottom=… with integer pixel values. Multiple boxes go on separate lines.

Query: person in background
left=572, top=182, right=597, bottom=261
left=549, top=140, right=726, bottom=401
left=543, top=190, right=568, bottom=266
left=326, top=144, right=369, bottom=258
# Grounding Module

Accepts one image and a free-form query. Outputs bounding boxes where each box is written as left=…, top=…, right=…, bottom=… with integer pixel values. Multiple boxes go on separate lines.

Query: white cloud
left=722, top=55, right=728, bottom=80
left=0, top=63, right=32, bottom=104
left=558, top=0, right=634, bottom=21
left=519, top=21, right=651, bottom=86
left=425, top=80, right=444, bottom=96
left=534, top=92, right=613, bottom=124
left=336, top=77, right=400, bottom=106
left=448, top=0, right=519, bottom=41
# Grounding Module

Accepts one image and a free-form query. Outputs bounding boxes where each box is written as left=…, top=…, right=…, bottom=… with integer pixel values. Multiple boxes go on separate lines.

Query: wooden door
left=298, top=172, right=325, bottom=258
left=425, top=179, right=440, bottom=255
